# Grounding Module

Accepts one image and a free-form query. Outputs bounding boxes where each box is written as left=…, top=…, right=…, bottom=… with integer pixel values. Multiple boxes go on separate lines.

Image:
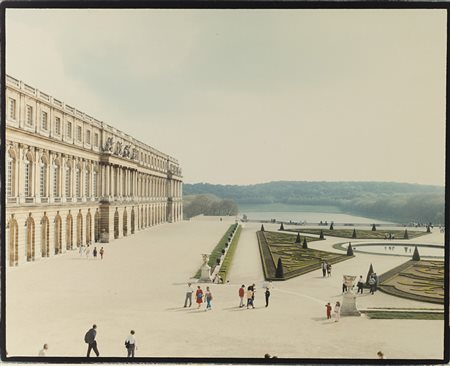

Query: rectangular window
left=7, top=159, right=12, bottom=197
left=9, top=98, right=16, bottom=119
left=40, top=165, right=46, bottom=197
left=94, top=133, right=99, bottom=147
left=86, top=130, right=91, bottom=144
left=77, top=126, right=82, bottom=141
left=24, top=162, right=30, bottom=197
left=76, top=169, right=81, bottom=197
left=26, top=105, right=33, bottom=126
left=41, top=111, right=48, bottom=130
left=93, top=172, right=97, bottom=197
left=67, top=122, right=72, bottom=138
left=55, top=117, right=61, bottom=135
left=85, top=170, right=89, bottom=197
left=65, top=168, right=71, bottom=197
left=53, top=166, right=59, bottom=196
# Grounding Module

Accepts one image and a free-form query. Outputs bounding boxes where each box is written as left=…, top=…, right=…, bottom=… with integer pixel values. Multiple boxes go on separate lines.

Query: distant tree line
left=183, top=194, right=239, bottom=219
left=183, top=181, right=444, bottom=224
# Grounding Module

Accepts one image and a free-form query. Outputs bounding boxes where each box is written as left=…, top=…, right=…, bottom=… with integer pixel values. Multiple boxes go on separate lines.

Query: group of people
left=342, top=275, right=377, bottom=295
left=321, top=261, right=332, bottom=277
left=79, top=244, right=105, bottom=259
left=325, top=301, right=341, bottom=322
left=39, top=325, right=137, bottom=358
left=83, top=325, right=137, bottom=358
left=384, top=233, right=396, bottom=240
left=183, top=282, right=272, bottom=310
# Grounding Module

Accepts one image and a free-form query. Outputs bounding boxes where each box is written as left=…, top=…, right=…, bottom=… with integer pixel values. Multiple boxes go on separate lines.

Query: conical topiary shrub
left=366, top=263, right=374, bottom=285
left=403, top=229, right=409, bottom=239
left=279, top=223, right=284, bottom=231
left=295, top=232, right=301, bottom=244
left=319, top=230, right=324, bottom=239
left=427, top=226, right=431, bottom=233
left=275, top=257, right=284, bottom=279
left=372, top=224, right=376, bottom=231
left=352, top=229, right=357, bottom=239
left=330, top=223, right=334, bottom=230
left=261, top=224, right=265, bottom=232
left=302, top=236, right=308, bottom=249
left=347, top=242, right=354, bottom=256
left=412, top=245, right=421, bottom=261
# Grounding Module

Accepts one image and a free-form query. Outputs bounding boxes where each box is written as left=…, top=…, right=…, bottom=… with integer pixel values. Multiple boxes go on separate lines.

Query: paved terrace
left=5, top=217, right=445, bottom=359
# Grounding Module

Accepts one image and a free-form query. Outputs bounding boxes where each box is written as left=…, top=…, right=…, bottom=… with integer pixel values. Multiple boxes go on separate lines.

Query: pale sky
left=6, top=9, right=446, bottom=186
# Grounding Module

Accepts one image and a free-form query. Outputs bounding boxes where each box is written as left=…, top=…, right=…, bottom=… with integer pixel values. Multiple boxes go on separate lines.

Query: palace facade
left=5, top=75, right=183, bottom=267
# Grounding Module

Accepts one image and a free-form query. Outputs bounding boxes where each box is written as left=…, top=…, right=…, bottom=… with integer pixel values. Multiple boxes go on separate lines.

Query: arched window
left=7, top=148, right=16, bottom=197
left=86, top=210, right=92, bottom=245
left=41, top=213, right=50, bottom=257
left=24, top=151, right=33, bottom=197
left=55, top=213, right=62, bottom=255
left=93, top=169, right=98, bottom=197
left=75, top=166, right=81, bottom=198
left=131, top=207, right=135, bottom=234
left=77, top=211, right=83, bottom=247
left=94, top=209, right=100, bottom=242
left=8, top=216, right=19, bottom=266
left=123, top=208, right=128, bottom=237
left=66, top=213, right=73, bottom=250
left=40, top=155, right=48, bottom=198
left=26, top=214, right=36, bottom=261
left=114, top=209, right=119, bottom=239
left=85, top=168, right=90, bottom=197
left=65, top=161, right=72, bottom=198
left=53, top=159, right=61, bottom=197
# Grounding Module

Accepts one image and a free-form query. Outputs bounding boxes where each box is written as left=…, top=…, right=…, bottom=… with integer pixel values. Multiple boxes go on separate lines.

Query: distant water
left=241, top=211, right=395, bottom=225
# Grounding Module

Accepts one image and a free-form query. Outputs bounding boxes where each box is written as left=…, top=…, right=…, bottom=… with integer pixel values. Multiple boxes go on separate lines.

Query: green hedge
left=218, top=225, right=242, bottom=282
left=194, top=223, right=238, bottom=278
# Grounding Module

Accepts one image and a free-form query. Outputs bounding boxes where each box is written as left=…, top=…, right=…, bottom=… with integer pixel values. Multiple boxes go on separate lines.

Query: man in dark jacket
left=85, top=324, right=99, bottom=357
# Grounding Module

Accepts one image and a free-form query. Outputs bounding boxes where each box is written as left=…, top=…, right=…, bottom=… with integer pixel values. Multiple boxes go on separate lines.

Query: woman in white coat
left=334, top=301, right=341, bottom=322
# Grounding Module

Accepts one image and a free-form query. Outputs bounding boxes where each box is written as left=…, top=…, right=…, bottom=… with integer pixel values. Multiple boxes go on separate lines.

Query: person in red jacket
left=325, top=302, right=332, bottom=320
left=195, top=286, right=204, bottom=309
left=238, top=285, right=245, bottom=307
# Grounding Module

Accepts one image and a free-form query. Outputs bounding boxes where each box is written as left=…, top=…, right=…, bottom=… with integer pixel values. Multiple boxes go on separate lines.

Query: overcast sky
left=6, top=9, right=446, bottom=186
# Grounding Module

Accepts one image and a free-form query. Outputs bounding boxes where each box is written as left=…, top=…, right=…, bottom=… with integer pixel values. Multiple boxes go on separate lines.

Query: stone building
left=5, top=75, right=183, bottom=267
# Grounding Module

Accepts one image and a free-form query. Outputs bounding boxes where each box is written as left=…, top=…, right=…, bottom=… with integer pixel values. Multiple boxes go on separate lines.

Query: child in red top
left=325, top=303, right=332, bottom=319
left=238, top=285, right=245, bottom=307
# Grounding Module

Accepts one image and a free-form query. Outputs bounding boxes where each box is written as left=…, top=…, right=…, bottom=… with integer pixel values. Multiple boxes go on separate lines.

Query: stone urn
left=341, top=275, right=361, bottom=316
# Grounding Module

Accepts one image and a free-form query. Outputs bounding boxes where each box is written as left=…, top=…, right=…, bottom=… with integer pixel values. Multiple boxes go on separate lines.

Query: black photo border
left=0, top=1, right=448, bottom=364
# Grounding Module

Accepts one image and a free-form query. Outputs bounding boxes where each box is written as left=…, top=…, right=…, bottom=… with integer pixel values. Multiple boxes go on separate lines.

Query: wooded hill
left=183, top=181, right=444, bottom=224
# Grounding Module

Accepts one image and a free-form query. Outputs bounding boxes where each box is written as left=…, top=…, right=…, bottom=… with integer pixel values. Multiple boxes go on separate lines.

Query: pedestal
left=198, top=264, right=212, bottom=283
left=341, top=292, right=361, bottom=316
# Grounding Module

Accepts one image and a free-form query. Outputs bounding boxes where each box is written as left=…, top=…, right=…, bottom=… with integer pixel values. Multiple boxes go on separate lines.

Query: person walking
left=334, top=301, right=341, bottom=322
left=369, top=275, right=376, bottom=295
left=184, top=283, right=194, bottom=308
left=99, top=247, right=104, bottom=260
left=195, top=286, right=203, bottom=309
left=325, top=303, right=332, bottom=320
left=125, top=330, right=137, bottom=358
left=265, top=287, right=271, bottom=307
left=84, top=324, right=99, bottom=357
left=342, top=277, right=348, bottom=293
left=357, top=275, right=364, bottom=294
left=321, top=261, right=327, bottom=277
left=327, top=263, right=332, bottom=277
left=205, top=286, right=213, bottom=311
left=238, top=285, right=245, bottom=307
left=251, top=283, right=256, bottom=304
left=93, top=247, right=98, bottom=259
left=247, top=286, right=255, bottom=309
left=85, top=245, right=90, bottom=259
left=38, top=343, right=48, bottom=356
left=79, top=244, right=84, bottom=256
